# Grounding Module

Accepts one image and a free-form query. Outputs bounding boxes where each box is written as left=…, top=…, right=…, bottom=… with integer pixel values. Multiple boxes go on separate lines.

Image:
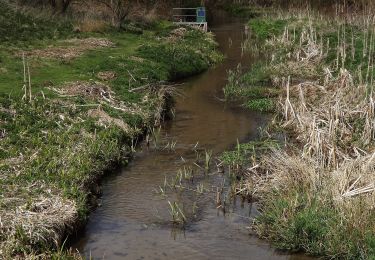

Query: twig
left=22, top=53, right=27, bottom=101
left=27, top=62, right=32, bottom=102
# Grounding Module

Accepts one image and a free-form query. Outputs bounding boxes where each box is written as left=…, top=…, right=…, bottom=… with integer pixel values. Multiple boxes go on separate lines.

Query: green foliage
left=121, top=22, right=144, bottom=35
left=241, top=63, right=271, bottom=85
left=0, top=97, right=128, bottom=205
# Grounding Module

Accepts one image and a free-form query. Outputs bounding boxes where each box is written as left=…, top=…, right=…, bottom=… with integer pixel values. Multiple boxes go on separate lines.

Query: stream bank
left=0, top=2, right=220, bottom=257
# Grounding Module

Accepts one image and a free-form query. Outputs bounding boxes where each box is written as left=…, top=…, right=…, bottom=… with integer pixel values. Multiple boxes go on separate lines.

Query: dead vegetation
left=21, top=37, right=114, bottom=60
left=88, top=108, right=130, bottom=132
left=235, top=8, right=375, bottom=258
left=50, top=81, right=145, bottom=115
left=53, top=81, right=114, bottom=100
left=0, top=190, right=78, bottom=257
left=97, top=71, right=117, bottom=81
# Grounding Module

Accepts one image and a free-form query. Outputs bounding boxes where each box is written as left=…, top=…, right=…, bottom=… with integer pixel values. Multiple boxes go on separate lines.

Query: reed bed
left=228, top=6, right=375, bottom=258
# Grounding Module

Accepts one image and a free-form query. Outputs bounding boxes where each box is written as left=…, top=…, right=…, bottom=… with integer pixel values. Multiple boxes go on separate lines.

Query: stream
left=74, top=13, right=310, bottom=260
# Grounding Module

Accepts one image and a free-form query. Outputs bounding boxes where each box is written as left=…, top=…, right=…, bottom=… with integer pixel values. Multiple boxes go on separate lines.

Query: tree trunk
left=54, top=0, right=71, bottom=14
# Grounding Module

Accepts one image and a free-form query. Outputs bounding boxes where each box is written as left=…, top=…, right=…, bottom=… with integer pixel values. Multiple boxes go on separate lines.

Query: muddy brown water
left=74, top=15, right=311, bottom=260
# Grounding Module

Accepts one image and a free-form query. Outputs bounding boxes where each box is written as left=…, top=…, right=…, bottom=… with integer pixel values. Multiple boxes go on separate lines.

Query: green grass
left=220, top=139, right=279, bottom=168
left=224, top=63, right=279, bottom=112
left=0, top=33, right=145, bottom=96
left=0, top=97, right=130, bottom=213
left=244, top=98, right=274, bottom=112
left=0, top=28, right=220, bottom=99
left=249, top=18, right=288, bottom=41
left=256, top=191, right=375, bottom=259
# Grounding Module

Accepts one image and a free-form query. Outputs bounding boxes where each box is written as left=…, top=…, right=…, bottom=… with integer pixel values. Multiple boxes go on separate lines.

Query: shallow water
left=74, top=14, right=311, bottom=260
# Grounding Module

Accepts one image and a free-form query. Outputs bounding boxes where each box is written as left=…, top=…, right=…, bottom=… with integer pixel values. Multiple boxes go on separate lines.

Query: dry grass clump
left=271, top=18, right=375, bottom=198
left=97, top=71, right=117, bottom=81
left=87, top=108, right=130, bottom=132
left=49, top=80, right=150, bottom=133
left=22, top=46, right=84, bottom=60
left=148, top=84, right=177, bottom=125
left=21, top=37, right=114, bottom=60
left=263, top=24, right=326, bottom=83
left=282, top=69, right=374, bottom=168
left=64, top=37, right=114, bottom=48
left=242, top=10, right=375, bottom=258
left=129, top=56, right=145, bottom=63
left=54, top=81, right=114, bottom=100
left=0, top=67, right=8, bottom=74
left=256, top=14, right=375, bottom=169
left=0, top=189, right=77, bottom=257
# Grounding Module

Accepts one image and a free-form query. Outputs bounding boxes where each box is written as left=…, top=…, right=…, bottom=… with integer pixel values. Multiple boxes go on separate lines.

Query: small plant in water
left=182, top=166, right=194, bottom=181
left=151, top=126, right=161, bottom=148
left=204, top=149, right=213, bottom=172
left=168, top=201, right=187, bottom=224
left=192, top=201, right=198, bottom=217
left=156, top=182, right=167, bottom=197
left=196, top=183, right=205, bottom=194
left=164, top=140, right=177, bottom=151
left=170, top=170, right=185, bottom=191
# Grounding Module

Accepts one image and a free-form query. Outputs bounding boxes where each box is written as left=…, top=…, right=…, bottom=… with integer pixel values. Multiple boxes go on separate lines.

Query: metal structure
left=172, top=7, right=208, bottom=32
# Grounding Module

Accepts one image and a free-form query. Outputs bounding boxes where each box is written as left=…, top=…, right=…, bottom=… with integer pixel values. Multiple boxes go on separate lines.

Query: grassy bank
left=223, top=7, right=375, bottom=259
left=0, top=2, right=221, bottom=258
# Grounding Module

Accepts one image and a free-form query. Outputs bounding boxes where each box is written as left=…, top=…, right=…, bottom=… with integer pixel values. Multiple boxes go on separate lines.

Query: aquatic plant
left=168, top=201, right=187, bottom=225
left=204, top=149, right=213, bottom=173
left=163, top=140, right=177, bottom=151
left=196, top=183, right=205, bottom=194
left=182, top=166, right=194, bottom=182
left=150, top=126, right=162, bottom=148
